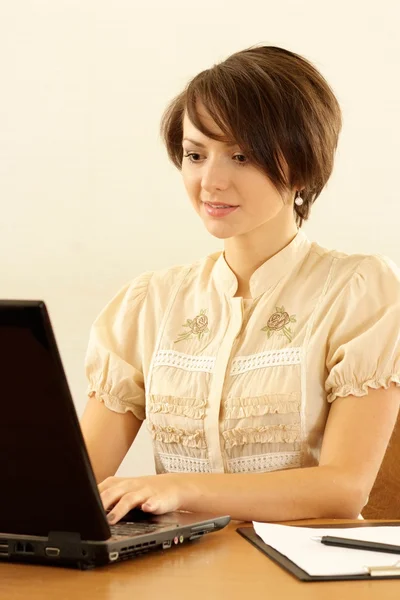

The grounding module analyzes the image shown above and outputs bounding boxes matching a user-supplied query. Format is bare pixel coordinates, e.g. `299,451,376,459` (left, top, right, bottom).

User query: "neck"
223,213,299,298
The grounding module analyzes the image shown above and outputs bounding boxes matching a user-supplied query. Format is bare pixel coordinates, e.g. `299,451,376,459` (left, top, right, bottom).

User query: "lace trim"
157,453,212,473
327,375,400,403
227,452,301,473
223,423,301,449
148,423,207,449
230,348,301,375
152,350,215,373
224,394,300,419
148,395,206,419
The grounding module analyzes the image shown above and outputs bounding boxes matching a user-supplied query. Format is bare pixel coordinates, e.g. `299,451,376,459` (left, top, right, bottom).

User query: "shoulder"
308,239,400,294
120,251,221,304
92,252,221,329
140,251,221,294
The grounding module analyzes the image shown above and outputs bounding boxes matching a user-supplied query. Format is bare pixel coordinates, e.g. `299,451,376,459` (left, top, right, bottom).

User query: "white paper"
252,522,400,577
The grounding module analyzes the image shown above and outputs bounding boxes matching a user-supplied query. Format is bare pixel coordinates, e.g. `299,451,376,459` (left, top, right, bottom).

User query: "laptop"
0,300,230,569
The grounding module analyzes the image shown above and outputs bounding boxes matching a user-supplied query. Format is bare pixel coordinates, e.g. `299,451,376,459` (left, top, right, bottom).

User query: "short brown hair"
160,45,342,227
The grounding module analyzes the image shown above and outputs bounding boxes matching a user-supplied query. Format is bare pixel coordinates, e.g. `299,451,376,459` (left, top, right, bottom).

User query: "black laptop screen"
0,301,110,541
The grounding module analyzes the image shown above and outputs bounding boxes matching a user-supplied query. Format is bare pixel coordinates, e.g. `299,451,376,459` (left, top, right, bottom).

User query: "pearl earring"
294,191,304,207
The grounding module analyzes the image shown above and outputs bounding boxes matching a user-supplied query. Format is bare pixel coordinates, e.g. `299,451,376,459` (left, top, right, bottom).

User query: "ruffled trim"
327,374,400,403
148,423,207,449
148,395,206,419
87,387,145,420
223,424,301,449
224,394,300,419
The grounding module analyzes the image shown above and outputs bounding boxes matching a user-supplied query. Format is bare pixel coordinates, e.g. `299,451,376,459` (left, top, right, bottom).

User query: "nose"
201,158,230,193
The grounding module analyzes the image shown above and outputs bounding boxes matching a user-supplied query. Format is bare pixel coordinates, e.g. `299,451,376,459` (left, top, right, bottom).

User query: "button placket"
204,297,243,472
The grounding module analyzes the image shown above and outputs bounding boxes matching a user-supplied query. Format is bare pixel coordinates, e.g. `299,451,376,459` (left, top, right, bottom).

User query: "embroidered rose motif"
262,305,296,342
174,309,209,343
191,313,208,335
267,311,290,331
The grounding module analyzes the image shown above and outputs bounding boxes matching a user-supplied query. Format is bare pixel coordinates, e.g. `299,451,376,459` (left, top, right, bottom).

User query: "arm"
179,384,400,521
80,395,142,484
100,384,400,523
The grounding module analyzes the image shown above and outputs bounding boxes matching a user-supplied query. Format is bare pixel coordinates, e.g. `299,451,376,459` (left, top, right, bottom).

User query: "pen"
312,536,400,555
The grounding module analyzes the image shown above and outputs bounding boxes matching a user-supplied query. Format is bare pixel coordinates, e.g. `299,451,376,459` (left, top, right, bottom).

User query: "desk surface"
1,520,400,600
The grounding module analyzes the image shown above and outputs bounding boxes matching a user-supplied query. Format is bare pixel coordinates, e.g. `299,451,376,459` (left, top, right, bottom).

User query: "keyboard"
110,521,169,537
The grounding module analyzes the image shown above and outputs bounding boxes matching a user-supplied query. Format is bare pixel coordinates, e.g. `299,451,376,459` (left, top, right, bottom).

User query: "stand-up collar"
212,229,311,298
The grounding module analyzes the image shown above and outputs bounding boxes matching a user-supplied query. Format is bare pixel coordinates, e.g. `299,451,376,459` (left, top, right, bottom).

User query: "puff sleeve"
85,271,153,420
325,255,400,403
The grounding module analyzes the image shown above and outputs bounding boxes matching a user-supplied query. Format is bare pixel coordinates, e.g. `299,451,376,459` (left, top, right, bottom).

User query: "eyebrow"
182,137,237,149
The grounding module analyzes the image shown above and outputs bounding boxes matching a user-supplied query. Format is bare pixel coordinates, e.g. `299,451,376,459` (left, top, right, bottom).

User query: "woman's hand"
98,474,197,524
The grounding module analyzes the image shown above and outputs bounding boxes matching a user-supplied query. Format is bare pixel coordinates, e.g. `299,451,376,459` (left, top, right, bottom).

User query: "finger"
141,494,175,515
107,492,150,524
98,476,121,494
100,481,134,511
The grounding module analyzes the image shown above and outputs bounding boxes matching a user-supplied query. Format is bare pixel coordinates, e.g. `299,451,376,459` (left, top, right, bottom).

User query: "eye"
233,154,248,165
183,152,202,163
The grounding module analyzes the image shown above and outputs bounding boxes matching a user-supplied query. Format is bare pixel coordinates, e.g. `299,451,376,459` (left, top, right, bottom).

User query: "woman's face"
181,106,296,241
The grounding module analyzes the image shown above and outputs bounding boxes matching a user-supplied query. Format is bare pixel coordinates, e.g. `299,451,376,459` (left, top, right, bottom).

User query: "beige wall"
1,0,399,477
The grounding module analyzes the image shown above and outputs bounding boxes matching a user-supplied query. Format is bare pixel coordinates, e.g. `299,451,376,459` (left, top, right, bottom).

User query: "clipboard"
237,525,400,582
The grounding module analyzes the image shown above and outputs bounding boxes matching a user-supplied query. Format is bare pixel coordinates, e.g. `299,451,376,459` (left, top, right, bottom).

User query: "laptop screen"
0,301,110,541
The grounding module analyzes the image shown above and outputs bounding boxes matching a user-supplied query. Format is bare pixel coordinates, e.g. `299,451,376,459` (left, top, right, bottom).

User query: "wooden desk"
1,520,400,600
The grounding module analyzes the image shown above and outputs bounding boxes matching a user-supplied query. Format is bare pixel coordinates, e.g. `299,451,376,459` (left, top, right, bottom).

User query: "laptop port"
45,547,60,557
15,542,34,554
109,551,119,561
162,540,172,549
191,523,215,533
189,532,206,541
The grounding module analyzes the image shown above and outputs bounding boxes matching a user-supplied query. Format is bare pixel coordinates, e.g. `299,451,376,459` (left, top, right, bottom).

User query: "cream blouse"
85,230,400,475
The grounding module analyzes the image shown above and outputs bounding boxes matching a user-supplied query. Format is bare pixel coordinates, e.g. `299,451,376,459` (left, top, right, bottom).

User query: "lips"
202,201,239,218
203,201,237,208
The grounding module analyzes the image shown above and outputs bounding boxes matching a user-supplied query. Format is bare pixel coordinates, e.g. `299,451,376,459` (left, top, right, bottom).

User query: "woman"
81,45,400,524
